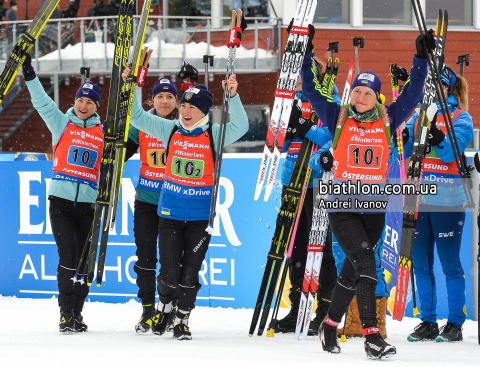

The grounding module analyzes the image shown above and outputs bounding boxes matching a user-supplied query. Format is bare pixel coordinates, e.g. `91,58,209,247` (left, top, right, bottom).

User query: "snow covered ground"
1,296,479,366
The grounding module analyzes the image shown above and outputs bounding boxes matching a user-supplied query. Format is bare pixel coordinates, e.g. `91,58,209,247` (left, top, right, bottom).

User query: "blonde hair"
445,64,469,112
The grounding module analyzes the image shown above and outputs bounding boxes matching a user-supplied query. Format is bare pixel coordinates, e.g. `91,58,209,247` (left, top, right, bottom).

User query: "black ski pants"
49,196,94,313
282,186,337,295
157,217,211,312
133,199,160,306
328,211,385,329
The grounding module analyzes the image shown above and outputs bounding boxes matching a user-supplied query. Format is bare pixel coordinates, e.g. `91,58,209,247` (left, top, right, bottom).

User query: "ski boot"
436,323,463,342
73,311,88,332
151,301,173,336
135,304,156,333
59,310,75,334
275,284,302,333
364,328,396,360
407,321,439,341
320,316,341,354
167,300,178,332
173,309,192,340
308,289,332,336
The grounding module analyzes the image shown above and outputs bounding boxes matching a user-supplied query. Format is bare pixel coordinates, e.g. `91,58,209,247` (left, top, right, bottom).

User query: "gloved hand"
319,151,334,172
391,65,409,82
285,100,302,141
415,29,435,59
22,53,36,81
393,126,409,147
287,19,315,53
177,62,199,81
295,116,314,140
425,103,444,146
239,14,248,32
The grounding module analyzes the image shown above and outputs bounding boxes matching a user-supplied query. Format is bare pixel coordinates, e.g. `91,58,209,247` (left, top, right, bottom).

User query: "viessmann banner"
0,156,475,319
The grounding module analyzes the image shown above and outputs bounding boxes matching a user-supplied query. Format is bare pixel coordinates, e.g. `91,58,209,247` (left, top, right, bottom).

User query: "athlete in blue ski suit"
402,67,473,342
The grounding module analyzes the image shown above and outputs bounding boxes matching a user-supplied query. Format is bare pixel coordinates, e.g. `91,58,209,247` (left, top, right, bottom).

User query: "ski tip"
266,329,275,337
340,335,347,342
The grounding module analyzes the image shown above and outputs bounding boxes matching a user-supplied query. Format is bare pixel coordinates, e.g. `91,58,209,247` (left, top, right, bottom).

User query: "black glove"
295,117,314,140
319,151,334,172
415,29,435,58
392,65,409,82
393,127,409,148
305,25,315,53
239,14,247,32
287,19,315,53
22,53,36,81
177,62,199,81
428,121,444,147
285,100,302,141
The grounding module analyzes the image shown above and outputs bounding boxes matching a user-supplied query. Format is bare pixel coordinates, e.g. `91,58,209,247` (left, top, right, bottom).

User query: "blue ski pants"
413,204,466,327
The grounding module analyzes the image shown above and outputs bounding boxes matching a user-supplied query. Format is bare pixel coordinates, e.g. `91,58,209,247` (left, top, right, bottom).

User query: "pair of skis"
254,58,339,338
207,10,245,234
254,0,317,202
0,0,61,103
291,57,340,340
75,0,153,287
393,0,474,320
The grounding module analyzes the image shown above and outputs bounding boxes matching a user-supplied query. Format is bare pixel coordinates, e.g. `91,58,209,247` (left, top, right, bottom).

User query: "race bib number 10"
67,146,98,169
347,144,383,169
171,156,204,178
147,149,166,168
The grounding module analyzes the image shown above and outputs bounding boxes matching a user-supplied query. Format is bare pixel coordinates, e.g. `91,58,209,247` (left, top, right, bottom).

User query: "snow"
1,296,479,366
38,39,275,61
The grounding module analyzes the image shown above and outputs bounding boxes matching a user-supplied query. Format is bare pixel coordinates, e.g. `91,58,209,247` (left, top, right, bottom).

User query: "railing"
0,15,282,76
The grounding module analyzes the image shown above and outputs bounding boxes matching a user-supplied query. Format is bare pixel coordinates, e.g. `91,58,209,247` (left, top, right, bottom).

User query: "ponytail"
451,74,469,112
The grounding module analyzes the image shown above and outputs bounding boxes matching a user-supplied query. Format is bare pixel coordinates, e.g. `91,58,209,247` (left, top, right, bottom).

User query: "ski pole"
411,266,420,316
340,306,348,342
203,55,214,90
80,67,90,84
266,258,290,337
352,37,364,75
456,54,470,77
412,0,474,207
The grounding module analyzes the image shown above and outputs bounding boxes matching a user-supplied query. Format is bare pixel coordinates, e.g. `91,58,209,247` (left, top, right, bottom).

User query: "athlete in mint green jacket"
23,53,103,334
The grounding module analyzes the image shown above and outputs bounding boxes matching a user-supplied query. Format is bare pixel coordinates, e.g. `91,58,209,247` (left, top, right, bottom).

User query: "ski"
265,60,339,337
207,10,245,234
393,8,447,320
249,123,314,336
0,0,61,104
340,59,355,105
96,0,153,286
254,0,317,202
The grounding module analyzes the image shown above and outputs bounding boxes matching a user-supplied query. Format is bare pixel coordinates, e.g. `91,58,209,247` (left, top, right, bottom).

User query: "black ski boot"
59,310,75,334
173,309,192,340
135,304,156,333
308,290,332,336
320,316,341,353
275,284,302,333
364,329,396,360
73,311,88,332
407,321,439,341
151,301,173,336
436,322,463,342
167,299,178,332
